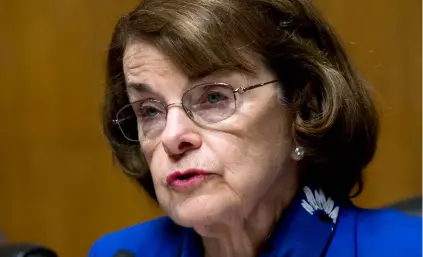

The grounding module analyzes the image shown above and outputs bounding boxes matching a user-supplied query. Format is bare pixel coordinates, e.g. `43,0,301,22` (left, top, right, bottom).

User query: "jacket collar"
180,185,343,257
264,186,341,257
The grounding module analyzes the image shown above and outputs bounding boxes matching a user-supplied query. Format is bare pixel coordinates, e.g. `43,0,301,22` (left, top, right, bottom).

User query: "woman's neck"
199,174,298,257
201,210,278,257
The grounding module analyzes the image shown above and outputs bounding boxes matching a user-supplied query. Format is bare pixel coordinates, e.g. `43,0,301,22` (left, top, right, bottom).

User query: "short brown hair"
103,0,379,201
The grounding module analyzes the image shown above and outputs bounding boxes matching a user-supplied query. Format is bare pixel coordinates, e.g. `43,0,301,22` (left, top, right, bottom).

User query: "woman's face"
123,40,299,227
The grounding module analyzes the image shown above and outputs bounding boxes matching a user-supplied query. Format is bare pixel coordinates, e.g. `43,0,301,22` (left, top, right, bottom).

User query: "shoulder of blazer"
356,208,422,257
88,216,188,257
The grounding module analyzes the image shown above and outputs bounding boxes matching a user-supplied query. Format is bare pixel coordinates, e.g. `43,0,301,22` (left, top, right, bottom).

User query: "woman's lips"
166,169,212,189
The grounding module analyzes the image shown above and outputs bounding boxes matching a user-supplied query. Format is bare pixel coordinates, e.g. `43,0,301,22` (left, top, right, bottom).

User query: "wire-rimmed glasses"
113,80,279,142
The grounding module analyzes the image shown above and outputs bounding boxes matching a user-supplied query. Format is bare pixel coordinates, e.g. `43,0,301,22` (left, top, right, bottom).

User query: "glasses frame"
113,79,279,142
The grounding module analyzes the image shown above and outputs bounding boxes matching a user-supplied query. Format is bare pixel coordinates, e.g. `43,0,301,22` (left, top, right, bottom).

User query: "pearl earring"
294,146,305,159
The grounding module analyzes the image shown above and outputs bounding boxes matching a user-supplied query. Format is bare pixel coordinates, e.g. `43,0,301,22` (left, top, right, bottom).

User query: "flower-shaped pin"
301,186,339,225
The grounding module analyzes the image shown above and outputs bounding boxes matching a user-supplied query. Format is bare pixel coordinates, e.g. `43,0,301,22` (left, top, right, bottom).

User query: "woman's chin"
168,194,237,228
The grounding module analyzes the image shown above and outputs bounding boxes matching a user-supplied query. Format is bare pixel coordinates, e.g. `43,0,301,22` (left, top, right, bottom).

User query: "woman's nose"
160,108,202,157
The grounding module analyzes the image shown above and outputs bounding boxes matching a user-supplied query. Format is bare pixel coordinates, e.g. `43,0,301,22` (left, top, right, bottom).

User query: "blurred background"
0,0,421,256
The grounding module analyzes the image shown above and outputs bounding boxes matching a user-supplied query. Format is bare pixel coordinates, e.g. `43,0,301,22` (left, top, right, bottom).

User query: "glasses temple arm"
112,116,132,124
234,80,279,94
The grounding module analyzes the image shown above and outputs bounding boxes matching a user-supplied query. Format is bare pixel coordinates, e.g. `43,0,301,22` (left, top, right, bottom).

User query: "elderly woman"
89,0,421,256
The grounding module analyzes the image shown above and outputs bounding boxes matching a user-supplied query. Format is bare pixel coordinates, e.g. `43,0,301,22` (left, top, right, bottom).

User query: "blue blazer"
89,186,422,257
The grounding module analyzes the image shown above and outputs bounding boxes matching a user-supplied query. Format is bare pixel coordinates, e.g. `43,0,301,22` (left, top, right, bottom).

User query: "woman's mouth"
166,169,212,189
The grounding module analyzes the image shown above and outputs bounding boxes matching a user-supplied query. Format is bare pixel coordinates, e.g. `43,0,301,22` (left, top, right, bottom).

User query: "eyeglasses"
113,80,279,142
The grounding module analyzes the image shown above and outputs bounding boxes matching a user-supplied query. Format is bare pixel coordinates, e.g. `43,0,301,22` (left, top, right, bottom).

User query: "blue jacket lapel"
263,186,341,257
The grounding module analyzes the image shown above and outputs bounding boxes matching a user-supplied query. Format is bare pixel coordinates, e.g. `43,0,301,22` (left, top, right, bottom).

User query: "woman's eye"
147,107,158,116
140,107,160,118
207,92,226,104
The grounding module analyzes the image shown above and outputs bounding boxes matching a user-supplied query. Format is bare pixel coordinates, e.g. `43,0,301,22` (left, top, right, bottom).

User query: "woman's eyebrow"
126,82,153,93
193,70,240,84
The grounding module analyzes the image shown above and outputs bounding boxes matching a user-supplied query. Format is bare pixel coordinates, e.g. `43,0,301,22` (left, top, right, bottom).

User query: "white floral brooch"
301,186,339,226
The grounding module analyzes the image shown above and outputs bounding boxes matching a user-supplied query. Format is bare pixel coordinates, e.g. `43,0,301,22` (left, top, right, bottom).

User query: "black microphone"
113,250,135,257
0,243,57,257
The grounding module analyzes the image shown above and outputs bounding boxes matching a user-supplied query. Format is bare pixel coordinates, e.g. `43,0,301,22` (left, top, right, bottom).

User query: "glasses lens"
116,104,139,142
116,100,167,141
183,83,236,123
136,100,166,139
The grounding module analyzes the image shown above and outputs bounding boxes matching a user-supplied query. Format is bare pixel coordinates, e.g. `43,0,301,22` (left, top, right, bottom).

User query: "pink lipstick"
166,169,211,189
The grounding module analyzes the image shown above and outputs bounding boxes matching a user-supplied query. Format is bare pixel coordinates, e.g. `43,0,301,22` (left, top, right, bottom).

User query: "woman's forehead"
122,40,270,94
123,40,176,81
125,39,266,75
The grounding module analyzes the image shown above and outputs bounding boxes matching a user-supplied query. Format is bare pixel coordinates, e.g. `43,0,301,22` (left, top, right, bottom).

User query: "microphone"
113,250,135,257
0,243,57,257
